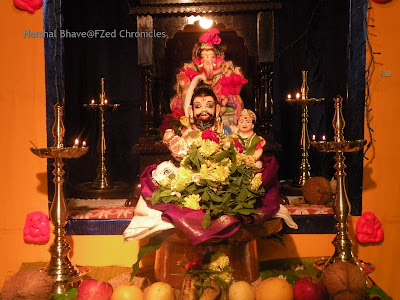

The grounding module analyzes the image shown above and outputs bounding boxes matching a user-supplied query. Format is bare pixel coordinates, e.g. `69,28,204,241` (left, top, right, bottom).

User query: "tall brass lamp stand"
286,70,324,186
311,96,370,272
31,103,89,294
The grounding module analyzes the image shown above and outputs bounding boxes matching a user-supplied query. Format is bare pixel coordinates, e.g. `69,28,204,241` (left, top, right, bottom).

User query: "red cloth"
140,156,280,245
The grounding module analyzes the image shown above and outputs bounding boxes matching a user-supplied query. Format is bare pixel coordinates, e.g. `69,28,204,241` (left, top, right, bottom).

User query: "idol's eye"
207,104,214,109
194,104,201,109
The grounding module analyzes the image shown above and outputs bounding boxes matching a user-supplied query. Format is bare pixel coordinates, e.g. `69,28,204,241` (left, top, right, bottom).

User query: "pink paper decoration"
23,211,50,244
356,211,384,244
13,0,42,14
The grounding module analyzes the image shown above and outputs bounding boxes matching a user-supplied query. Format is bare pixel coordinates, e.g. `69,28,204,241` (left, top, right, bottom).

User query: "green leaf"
196,150,205,164
65,288,77,299
235,208,260,215
151,189,161,205
202,191,210,201
242,201,255,208
209,192,222,203
367,286,393,300
237,189,248,202
209,150,230,162
203,280,211,287
265,234,286,246
202,211,211,228
190,156,200,170
197,285,203,298
160,190,173,197
205,179,219,188
131,242,162,280
231,162,237,173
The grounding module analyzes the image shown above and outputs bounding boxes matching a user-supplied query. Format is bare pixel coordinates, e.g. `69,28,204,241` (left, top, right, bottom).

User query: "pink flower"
160,117,172,132
171,108,185,119
179,68,200,81
194,57,202,67
233,140,243,153
219,73,248,96
185,253,204,270
202,129,220,143
215,56,224,67
160,109,185,132
199,28,221,46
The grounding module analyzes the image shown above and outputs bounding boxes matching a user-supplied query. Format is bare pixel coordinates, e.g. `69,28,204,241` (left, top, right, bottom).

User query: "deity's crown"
238,109,256,123
192,28,222,60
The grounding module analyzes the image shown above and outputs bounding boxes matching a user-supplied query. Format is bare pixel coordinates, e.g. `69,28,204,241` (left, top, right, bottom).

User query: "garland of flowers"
149,129,264,228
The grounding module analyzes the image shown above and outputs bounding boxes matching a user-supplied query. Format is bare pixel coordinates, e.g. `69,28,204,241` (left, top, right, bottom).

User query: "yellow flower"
200,160,230,183
209,252,230,271
251,173,263,190
191,136,203,148
198,139,220,157
213,271,233,284
157,177,172,187
236,153,255,167
183,194,201,210
171,167,194,190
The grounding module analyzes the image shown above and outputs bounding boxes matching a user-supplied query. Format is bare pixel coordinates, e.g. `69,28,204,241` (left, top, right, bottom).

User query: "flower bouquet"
149,129,265,228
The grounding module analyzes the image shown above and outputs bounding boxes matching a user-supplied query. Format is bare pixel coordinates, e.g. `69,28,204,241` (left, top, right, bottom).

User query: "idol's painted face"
200,49,216,63
238,116,254,134
190,94,219,130
192,95,216,121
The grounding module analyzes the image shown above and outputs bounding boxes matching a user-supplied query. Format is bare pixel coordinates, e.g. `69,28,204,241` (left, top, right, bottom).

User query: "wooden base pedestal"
154,219,282,288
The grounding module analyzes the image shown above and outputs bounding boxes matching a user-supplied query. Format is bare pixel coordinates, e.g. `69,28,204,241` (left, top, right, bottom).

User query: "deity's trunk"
203,59,214,81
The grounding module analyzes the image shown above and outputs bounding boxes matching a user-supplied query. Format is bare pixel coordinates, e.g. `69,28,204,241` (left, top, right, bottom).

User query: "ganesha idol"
170,28,247,125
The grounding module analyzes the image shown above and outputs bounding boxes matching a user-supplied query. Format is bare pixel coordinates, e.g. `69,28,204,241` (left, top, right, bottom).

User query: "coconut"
0,269,54,300
321,261,368,300
302,177,332,205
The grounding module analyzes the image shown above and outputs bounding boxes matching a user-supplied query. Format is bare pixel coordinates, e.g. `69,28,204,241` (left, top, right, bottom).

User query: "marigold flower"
236,153,255,167
200,161,230,183
213,271,233,284
198,139,220,157
171,167,194,190
157,177,172,187
209,252,230,271
183,194,202,210
251,172,263,190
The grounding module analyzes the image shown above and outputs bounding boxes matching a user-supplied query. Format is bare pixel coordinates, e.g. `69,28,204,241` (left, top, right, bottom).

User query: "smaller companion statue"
230,109,266,169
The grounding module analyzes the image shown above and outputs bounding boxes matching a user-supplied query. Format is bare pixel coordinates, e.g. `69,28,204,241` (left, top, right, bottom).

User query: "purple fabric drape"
140,156,280,245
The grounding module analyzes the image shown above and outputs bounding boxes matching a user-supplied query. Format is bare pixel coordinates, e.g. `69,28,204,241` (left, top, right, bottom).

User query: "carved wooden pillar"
257,10,275,142
137,15,156,143
139,66,155,141
258,63,274,141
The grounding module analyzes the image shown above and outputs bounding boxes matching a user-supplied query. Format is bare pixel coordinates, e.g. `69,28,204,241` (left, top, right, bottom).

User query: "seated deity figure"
170,28,247,124
124,84,284,245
